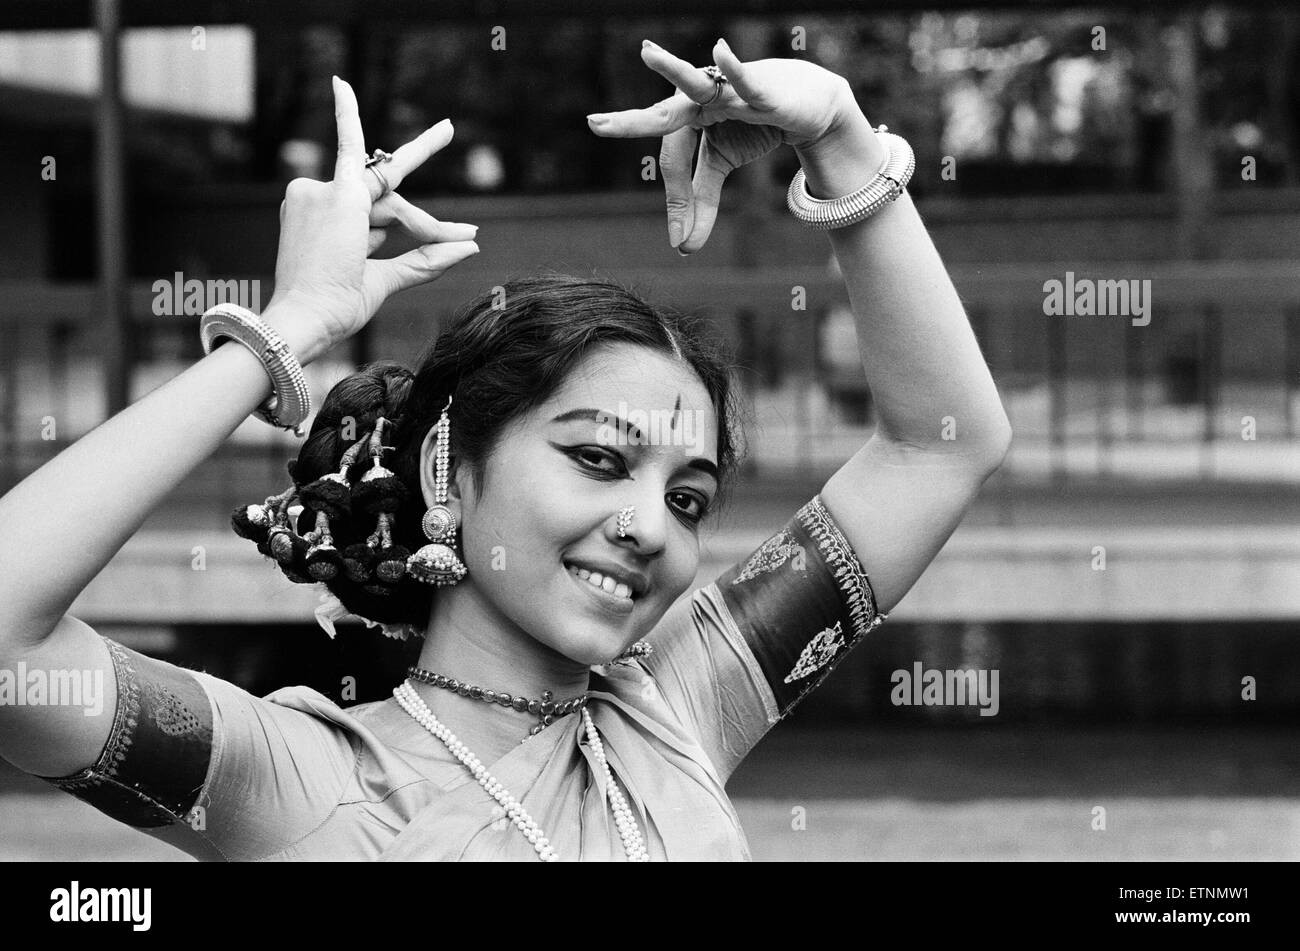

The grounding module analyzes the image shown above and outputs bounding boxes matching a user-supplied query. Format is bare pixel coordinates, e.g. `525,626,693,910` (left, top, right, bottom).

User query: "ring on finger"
367,164,393,197
700,65,729,105
365,147,395,197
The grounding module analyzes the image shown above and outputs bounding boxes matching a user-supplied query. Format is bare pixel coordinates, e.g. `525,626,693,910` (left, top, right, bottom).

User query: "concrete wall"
66,523,1300,625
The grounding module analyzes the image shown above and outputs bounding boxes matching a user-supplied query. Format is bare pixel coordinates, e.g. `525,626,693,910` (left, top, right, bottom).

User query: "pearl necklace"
394,680,649,862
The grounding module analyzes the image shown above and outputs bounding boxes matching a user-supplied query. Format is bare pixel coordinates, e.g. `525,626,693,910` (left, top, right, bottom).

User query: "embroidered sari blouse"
40,495,886,861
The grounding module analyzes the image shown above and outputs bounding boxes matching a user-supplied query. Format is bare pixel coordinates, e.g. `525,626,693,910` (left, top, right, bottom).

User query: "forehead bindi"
563,349,713,419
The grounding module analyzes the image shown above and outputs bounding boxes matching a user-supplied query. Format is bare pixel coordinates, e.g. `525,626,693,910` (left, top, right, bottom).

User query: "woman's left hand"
587,38,877,254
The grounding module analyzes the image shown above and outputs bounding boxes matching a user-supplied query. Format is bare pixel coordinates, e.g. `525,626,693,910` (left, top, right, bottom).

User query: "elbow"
973,414,1013,475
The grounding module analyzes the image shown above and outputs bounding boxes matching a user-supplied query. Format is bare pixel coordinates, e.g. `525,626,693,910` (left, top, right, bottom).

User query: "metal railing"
2,261,1298,509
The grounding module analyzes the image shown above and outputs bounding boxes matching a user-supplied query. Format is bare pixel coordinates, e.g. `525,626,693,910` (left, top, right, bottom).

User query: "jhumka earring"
406,397,468,587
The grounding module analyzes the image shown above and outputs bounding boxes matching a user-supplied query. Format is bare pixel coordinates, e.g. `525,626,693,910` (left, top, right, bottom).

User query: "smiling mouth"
564,563,637,603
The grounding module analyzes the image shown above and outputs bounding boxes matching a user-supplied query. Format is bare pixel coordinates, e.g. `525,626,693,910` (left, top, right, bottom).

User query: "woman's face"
443,343,721,667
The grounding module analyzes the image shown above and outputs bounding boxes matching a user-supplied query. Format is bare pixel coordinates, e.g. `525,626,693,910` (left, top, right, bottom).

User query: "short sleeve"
642,494,887,782
38,637,356,861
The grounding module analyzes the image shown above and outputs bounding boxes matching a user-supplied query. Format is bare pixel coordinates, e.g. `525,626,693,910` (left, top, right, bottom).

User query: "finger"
712,38,774,110
331,77,367,183
640,40,723,105
367,240,480,298
678,138,732,255
659,127,696,250
370,192,478,243
368,228,387,256
587,93,698,138
364,119,454,202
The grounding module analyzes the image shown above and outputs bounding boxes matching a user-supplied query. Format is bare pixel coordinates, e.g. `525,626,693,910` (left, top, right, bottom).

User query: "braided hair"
231,270,746,635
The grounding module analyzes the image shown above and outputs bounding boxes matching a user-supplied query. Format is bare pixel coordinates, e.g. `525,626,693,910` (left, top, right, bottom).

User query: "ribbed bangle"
787,125,915,230
199,303,312,437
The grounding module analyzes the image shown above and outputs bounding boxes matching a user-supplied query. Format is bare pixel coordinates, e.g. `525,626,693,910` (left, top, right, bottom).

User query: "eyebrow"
551,407,719,483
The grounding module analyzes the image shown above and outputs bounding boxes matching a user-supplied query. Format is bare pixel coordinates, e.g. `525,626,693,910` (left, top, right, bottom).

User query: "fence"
2,260,1299,506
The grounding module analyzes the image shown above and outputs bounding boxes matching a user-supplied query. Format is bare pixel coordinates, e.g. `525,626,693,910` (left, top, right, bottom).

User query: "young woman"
0,39,1010,860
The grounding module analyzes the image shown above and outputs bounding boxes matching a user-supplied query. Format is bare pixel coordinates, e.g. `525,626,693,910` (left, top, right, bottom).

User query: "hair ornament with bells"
230,416,410,592
346,417,415,593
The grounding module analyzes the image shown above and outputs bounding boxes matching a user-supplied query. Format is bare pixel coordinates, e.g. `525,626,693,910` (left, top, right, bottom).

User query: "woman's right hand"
265,76,479,361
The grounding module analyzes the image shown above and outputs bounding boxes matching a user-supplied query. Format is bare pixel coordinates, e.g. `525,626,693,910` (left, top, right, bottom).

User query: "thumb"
712,38,772,110
364,240,480,302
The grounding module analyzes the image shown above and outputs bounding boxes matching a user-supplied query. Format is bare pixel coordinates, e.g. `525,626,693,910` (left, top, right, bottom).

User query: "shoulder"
231,680,427,759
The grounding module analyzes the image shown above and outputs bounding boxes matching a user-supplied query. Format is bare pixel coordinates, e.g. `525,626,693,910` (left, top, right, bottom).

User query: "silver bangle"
199,303,312,437
786,126,915,230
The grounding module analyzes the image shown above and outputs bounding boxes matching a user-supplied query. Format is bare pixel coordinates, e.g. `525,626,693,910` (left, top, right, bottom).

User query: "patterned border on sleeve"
39,638,215,829
714,495,888,718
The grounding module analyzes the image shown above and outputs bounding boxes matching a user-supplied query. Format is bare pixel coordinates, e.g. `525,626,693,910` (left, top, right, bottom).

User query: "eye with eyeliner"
554,442,713,525
668,490,710,525
558,443,626,478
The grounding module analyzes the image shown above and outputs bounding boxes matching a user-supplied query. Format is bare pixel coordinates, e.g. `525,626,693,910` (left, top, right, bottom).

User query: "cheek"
660,535,701,602
457,456,579,579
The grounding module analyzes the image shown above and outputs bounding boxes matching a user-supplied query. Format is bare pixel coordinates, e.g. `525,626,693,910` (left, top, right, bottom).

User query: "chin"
546,623,634,668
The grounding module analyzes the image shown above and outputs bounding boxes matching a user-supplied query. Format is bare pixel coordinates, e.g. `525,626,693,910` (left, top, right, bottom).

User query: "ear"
417,421,465,520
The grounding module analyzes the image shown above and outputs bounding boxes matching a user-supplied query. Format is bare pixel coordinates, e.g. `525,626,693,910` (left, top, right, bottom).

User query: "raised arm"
794,102,1010,613
0,78,478,777
589,39,1010,614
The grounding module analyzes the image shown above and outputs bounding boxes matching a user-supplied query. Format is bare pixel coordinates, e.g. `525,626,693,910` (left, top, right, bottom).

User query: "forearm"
0,305,325,641
796,110,1010,457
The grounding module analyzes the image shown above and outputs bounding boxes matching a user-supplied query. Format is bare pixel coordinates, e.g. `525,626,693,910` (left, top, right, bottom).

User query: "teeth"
568,564,634,600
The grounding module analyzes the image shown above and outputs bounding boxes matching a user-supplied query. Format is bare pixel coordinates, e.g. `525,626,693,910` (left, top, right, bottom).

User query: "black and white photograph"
0,0,1294,894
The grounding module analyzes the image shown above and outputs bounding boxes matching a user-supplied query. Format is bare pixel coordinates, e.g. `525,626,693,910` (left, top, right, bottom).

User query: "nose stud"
616,506,635,539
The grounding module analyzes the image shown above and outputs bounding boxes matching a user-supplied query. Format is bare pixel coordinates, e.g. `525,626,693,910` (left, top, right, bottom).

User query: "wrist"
794,105,888,200
262,298,332,366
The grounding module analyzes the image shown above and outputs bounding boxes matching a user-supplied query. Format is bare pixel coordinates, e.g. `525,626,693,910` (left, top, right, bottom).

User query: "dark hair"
262,270,745,629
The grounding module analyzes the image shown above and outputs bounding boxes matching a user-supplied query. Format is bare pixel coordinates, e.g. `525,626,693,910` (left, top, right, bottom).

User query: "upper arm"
1,620,354,861
821,434,1007,614
0,614,118,777
643,494,887,781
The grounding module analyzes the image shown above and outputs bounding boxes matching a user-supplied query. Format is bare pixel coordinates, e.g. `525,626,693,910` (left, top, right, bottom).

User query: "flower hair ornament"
314,588,422,641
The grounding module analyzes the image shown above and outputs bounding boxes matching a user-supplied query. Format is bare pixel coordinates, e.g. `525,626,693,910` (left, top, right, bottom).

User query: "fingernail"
668,221,682,248
676,247,690,258
643,39,659,50
587,114,609,126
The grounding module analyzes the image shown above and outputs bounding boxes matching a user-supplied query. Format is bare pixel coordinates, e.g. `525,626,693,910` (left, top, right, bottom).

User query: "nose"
607,493,669,555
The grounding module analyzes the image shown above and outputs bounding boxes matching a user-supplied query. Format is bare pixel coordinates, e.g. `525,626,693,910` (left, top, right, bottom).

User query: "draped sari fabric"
39,495,886,861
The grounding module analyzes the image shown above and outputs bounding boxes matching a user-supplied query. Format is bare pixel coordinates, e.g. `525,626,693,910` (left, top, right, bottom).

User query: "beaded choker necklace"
406,665,589,738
